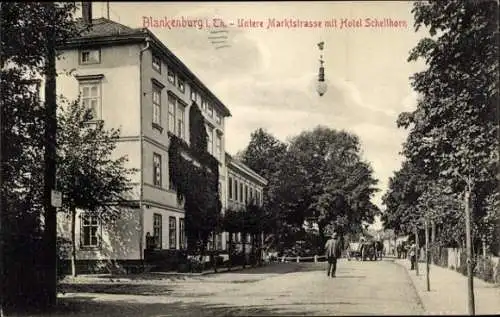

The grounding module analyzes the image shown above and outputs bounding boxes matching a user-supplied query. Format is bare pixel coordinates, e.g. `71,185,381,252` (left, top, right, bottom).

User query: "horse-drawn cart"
347,242,362,261
347,241,377,261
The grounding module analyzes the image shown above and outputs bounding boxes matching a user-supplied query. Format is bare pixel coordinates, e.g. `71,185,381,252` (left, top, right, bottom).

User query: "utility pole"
425,217,430,291
42,1,58,309
464,184,475,315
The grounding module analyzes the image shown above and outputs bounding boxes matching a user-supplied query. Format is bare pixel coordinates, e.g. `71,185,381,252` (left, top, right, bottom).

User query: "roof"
75,18,143,38
66,18,231,117
226,152,268,186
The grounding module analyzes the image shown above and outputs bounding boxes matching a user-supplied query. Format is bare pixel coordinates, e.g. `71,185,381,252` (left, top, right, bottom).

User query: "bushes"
474,257,495,283
57,236,72,281
430,245,448,267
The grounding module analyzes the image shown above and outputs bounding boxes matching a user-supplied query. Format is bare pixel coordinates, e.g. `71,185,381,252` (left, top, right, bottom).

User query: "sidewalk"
395,259,500,315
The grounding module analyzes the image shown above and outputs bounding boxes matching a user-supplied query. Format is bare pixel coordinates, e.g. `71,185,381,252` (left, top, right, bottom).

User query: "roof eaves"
144,29,232,118
58,33,147,50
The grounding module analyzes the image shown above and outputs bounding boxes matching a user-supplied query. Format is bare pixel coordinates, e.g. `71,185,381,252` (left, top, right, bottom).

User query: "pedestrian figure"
409,242,417,270
401,241,408,259
325,232,342,278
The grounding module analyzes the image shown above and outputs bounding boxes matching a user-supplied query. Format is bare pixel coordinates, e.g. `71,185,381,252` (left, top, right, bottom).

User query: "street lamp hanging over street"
316,41,327,97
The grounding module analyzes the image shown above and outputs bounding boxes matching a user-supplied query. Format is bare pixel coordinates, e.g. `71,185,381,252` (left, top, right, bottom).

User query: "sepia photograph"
0,1,498,316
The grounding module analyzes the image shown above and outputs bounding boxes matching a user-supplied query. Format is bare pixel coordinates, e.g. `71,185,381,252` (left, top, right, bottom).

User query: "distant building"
224,153,268,252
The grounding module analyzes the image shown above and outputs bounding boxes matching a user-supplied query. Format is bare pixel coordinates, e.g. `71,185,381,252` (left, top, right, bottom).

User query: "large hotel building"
56,10,266,271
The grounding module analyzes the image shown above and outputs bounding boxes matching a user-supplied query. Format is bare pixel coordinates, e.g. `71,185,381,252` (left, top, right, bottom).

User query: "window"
216,233,223,250
169,216,177,249
234,180,238,202
153,153,162,187
152,85,161,128
81,213,100,248
152,55,161,73
167,68,175,84
215,111,222,124
240,183,244,202
215,133,222,160
177,77,185,93
80,49,100,64
80,82,101,120
250,188,254,201
191,88,197,102
196,92,201,105
256,191,261,205
206,126,213,154
201,99,207,112
207,102,213,117
168,95,176,134
177,103,185,139
245,185,248,203
228,177,233,200
179,218,186,249
153,214,162,249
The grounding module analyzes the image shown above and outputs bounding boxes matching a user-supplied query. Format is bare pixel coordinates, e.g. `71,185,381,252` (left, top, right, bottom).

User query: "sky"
86,1,427,229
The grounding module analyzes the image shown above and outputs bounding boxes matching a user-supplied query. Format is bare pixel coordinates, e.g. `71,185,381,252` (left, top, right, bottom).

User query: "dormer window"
207,102,213,117
80,49,101,64
178,77,185,93
215,111,222,124
167,68,175,84
152,55,161,73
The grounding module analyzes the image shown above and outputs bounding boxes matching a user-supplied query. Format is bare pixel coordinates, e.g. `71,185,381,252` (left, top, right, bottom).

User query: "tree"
401,0,498,239
241,126,380,253
288,126,380,245
56,98,136,277
240,128,290,249
221,208,241,269
1,2,81,313
169,102,221,262
381,161,426,235
400,1,498,313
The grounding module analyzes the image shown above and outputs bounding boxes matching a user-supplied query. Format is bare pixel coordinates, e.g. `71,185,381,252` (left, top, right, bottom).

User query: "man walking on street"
325,232,342,278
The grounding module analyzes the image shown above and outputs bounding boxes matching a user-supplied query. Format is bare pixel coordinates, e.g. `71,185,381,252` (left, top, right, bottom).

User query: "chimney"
82,2,92,26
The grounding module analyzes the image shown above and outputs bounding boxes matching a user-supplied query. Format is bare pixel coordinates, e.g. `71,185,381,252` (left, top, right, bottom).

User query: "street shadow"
20,296,329,317
204,263,307,275
90,273,190,281
59,283,175,296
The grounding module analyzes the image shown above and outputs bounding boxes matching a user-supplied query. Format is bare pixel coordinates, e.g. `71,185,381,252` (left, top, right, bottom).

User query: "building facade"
223,153,268,252
56,17,232,269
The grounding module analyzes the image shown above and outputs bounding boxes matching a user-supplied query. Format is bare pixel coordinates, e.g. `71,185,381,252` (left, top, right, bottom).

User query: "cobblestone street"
52,259,423,316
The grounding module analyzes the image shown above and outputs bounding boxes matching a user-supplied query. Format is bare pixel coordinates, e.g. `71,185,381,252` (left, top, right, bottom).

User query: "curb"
393,259,427,314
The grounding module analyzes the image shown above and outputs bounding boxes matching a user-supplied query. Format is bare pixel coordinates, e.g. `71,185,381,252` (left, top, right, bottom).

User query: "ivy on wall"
168,102,222,255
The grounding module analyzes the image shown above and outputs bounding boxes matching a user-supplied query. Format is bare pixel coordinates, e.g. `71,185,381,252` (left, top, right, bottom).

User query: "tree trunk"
425,218,430,291
318,223,325,253
212,232,217,273
242,233,246,269
415,228,419,276
431,221,436,243
464,186,475,315
70,207,77,277
228,233,233,271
